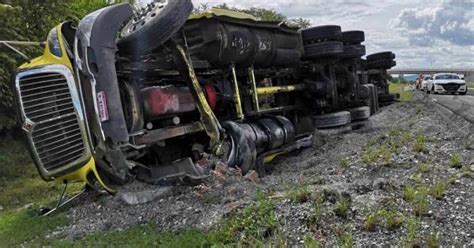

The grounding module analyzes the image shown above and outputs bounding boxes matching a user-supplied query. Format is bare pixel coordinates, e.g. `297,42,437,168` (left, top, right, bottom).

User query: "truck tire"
304,41,344,58
302,25,342,43
366,51,395,61
222,121,256,175
313,111,351,129
342,31,365,44
366,59,396,70
341,44,366,58
349,106,371,121
378,94,396,102
118,0,193,55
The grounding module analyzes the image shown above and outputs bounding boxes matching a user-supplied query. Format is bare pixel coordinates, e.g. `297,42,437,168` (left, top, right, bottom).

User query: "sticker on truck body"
97,91,109,122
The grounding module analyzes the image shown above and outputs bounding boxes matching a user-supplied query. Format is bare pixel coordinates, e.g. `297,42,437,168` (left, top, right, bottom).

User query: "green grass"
413,187,429,216
0,211,68,247
304,233,323,248
403,185,416,202
449,153,462,168
413,134,427,153
403,217,420,247
57,225,210,248
334,196,351,218
363,213,378,231
0,136,81,246
429,181,446,200
467,82,474,89
287,184,311,203
56,193,281,247
416,163,431,174
337,156,350,169
306,192,324,227
403,185,430,216
426,231,440,248
0,137,77,211
335,225,353,248
361,144,392,166
389,83,413,102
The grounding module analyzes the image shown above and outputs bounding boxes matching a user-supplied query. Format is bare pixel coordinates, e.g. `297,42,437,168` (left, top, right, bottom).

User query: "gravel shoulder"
59,92,474,246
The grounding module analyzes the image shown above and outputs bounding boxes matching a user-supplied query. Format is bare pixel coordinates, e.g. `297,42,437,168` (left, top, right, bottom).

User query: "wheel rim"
120,0,169,38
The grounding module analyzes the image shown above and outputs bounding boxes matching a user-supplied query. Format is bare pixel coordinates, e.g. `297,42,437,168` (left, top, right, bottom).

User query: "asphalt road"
427,92,474,123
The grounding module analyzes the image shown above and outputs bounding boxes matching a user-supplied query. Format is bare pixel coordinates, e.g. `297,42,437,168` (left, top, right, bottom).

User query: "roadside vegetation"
389,82,413,102
0,136,71,246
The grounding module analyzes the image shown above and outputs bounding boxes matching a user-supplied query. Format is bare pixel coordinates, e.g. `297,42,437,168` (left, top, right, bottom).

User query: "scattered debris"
244,170,259,183
119,185,173,205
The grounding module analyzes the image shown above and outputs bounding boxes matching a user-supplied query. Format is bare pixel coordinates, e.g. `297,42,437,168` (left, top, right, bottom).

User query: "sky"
186,0,474,69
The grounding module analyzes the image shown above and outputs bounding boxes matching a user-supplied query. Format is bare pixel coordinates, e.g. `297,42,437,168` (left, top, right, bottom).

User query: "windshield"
435,74,460,80
424,77,431,80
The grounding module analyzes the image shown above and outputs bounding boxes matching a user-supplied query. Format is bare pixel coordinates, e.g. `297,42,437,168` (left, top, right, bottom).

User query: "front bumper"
433,84,467,94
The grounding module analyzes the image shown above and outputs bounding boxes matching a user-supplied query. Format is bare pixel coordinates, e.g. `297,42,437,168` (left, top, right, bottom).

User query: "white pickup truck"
427,73,467,95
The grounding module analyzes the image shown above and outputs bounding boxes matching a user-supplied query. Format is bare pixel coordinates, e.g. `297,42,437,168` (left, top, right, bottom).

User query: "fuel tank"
184,13,303,68
142,84,217,119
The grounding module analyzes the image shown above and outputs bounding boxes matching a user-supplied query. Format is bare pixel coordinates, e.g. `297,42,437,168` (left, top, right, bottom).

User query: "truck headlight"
47,28,62,57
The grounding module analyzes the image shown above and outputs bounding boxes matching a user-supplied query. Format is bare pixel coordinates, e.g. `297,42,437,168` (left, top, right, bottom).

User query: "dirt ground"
59,92,473,246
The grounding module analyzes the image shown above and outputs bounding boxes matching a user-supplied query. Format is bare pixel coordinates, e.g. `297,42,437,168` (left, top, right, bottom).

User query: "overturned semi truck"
13,1,397,195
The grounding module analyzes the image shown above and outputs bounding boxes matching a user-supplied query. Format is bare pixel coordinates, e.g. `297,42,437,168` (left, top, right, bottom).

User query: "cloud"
391,1,474,47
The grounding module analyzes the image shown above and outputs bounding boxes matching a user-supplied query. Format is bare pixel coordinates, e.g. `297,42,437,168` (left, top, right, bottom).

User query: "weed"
288,185,311,203
449,153,462,168
411,173,423,183
426,231,440,248
403,185,416,202
416,163,431,174
363,213,378,231
429,182,446,200
362,145,392,166
307,193,324,227
303,234,322,248
210,193,279,245
404,185,430,216
401,131,411,144
334,197,351,218
388,128,401,137
413,134,427,153
337,156,350,169
403,217,420,246
448,175,458,185
336,226,353,248
413,187,429,216
379,209,404,230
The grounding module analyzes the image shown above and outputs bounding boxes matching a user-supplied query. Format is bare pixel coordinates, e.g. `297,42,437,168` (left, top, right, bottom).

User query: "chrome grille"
16,65,90,175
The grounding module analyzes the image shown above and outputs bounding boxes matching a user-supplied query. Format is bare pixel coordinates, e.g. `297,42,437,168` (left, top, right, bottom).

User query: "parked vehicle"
427,73,467,95
12,2,396,198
